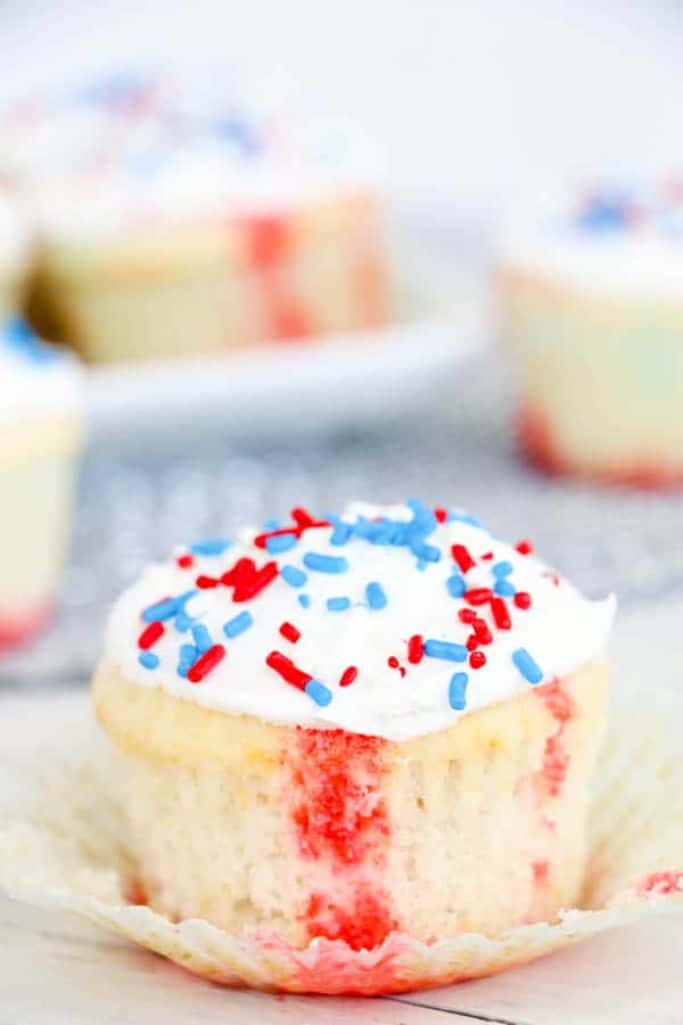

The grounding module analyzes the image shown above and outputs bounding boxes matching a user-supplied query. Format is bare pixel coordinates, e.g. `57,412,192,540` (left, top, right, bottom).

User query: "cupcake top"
0,318,82,423
500,180,683,297
104,500,615,741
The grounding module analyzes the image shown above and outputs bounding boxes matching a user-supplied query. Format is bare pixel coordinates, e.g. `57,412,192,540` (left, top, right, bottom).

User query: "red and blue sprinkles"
133,503,546,711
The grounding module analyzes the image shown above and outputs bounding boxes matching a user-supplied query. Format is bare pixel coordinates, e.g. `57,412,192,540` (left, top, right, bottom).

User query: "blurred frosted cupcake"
0,318,83,650
0,187,32,325
94,500,614,979
499,182,683,487
8,77,389,363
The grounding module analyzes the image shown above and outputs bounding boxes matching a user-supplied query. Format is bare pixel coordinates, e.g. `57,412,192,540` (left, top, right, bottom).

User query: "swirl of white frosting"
103,501,615,741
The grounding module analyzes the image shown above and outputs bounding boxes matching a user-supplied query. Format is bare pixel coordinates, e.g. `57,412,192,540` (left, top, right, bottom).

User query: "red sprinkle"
138,621,164,649
222,558,279,602
516,539,534,555
480,551,494,560
279,621,301,644
472,618,493,645
434,506,448,523
458,608,478,624
187,644,225,683
491,596,512,629
387,656,406,677
466,633,479,652
464,587,493,606
515,591,532,609
196,574,220,589
266,650,311,691
253,507,330,549
339,665,358,687
451,544,475,573
407,634,424,664
469,650,487,669
176,553,194,569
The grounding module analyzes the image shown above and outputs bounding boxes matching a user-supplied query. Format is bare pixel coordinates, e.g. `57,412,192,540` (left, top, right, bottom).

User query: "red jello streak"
138,621,164,649
637,871,683,897
187,644,225,683
451,543,475,573
266,650,311,691
407,634,424,664
339,665,358,687
279,621,301,644
537,680,574,797
464,587,493,606
490,596,512,629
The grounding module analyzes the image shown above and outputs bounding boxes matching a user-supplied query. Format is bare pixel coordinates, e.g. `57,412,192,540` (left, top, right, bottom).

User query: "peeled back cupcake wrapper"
0,680,681,996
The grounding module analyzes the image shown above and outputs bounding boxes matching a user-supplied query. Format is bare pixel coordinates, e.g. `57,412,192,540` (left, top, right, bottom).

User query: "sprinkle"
191,623,213,654
464,587,493,606
138,621,164,649
305,679,333,706
225,559,278,601
514,591,532,610
466,633,479,651
469,650,486,669
446,573,466,598
480,551,494,561
516,540,534,555
451,544,475,573
434,506,448,523
178,643,198,678
329,518,352,546
223,610,254,639
387,655,406,677
254,508,330,549
262,519,280,531
298,594,311,609
266,650,311,690
327,596,351,612
492,560,513,577
265,533,298,554
279,621,301,643
512,648,543,684
494,579,516,597
188,644,226,683
190,538,231,556
174,611,193,633
303,552,349,574
407,634,424,664
366,581,387,610
448,672,469,710
472,618,493,645
458,608,478,624
138,651,159,670
142,590,196,623
176,553,194,569
416,559,428,572
423,639,468,662
196,574,220,589
490,596,512,629
280,565,307,588
410,541,441,563
339,665,358,687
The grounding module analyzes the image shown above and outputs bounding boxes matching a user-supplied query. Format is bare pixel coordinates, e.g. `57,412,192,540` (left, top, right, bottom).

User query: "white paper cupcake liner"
0,684,681,995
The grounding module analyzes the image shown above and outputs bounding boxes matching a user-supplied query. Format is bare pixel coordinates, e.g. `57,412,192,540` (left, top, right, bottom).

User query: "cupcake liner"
0,683,681,996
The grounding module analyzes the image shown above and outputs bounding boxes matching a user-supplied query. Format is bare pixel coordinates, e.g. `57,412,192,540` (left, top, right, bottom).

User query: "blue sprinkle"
424,639,468,663
177,643,198,678
191,623,212,654
298,594,311,609
512,648,543,684
329,517,352,546
142,589,197,623
449,672,469,710
327,596,351,612
492,561,513,577
262,519,280,530
189,538,231,556
223,610,254,638
174,611,193,633
366,581,388,610
305,679,333,706
138,651,159,670
280,565,307,588
447,574,466,598
265,533,298,554
303,553,349,574
416,559,428,571
494,579,516,597
410,541,441,563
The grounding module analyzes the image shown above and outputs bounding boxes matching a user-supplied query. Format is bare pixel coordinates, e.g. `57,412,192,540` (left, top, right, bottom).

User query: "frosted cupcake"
93,500,614,968
8,78,389,363
499,183,683,487
0,318,83,649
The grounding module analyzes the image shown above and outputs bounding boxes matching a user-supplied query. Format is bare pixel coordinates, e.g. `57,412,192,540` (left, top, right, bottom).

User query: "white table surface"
1,600,682,1024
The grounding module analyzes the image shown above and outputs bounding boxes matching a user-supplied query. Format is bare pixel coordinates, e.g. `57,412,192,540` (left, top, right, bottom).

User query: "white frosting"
0,321,83,422
104,501,615,741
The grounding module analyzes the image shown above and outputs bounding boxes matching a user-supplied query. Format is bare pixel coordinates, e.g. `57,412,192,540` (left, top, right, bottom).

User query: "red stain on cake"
0,603,53,651
532,859,550,885
536,680,574,798
243,213,313,342
286,727,395,950
637,871,683,897
518,408,566,477
123,878,148,906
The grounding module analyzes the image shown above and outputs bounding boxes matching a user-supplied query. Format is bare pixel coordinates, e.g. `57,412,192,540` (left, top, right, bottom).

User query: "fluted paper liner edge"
0,685,681,995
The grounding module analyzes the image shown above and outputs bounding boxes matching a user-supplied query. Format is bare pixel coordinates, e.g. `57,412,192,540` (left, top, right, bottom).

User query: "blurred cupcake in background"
3,74,390,364
498,181,683,488
0,318,83,650
0,187,33,327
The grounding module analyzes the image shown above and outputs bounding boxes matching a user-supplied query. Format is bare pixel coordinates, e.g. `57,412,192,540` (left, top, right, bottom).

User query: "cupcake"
0,318,83,650
7,77,389,364
498,182,683,487
93,500,614,966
